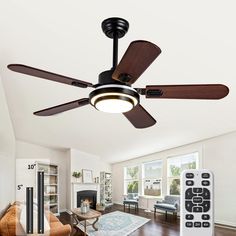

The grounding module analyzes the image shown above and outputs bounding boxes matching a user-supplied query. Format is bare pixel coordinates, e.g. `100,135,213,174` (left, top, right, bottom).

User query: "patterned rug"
76,211,150,236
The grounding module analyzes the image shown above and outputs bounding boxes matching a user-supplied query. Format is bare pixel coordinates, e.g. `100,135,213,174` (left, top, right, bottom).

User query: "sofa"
154,195,180,220
0,202,71,236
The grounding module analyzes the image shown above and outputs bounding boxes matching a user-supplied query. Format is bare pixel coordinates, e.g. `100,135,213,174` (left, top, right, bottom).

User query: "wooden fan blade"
144,84,229,99
112,40,161,84
8,64,93,88
123,104,156,128
34,98,89,116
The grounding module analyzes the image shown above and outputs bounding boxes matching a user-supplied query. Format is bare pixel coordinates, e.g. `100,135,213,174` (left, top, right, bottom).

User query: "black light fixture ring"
89,85,140,107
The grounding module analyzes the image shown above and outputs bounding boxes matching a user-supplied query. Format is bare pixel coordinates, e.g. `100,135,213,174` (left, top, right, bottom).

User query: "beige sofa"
0,202,71,236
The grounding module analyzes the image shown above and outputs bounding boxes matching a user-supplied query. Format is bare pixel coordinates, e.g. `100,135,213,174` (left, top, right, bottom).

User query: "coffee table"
71,208,101,235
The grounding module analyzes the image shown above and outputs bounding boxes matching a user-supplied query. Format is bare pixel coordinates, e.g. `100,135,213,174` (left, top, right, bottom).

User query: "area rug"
76,211,150,236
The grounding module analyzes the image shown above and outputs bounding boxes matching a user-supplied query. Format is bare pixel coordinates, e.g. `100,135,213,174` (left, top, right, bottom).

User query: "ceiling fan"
8,17,229,129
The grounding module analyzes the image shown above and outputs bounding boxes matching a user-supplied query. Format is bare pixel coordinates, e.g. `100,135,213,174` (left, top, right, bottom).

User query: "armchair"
123,193,139,213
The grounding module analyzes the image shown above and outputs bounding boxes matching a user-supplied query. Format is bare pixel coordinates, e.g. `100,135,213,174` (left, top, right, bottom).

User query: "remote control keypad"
185,188,210,212
184,173,211,229
185,188,196,199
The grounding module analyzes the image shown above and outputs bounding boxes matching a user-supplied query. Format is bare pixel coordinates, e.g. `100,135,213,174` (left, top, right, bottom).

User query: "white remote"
180,169,214,236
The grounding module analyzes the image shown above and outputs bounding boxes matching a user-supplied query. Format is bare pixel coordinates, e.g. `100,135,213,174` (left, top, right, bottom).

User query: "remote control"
180,169,214,236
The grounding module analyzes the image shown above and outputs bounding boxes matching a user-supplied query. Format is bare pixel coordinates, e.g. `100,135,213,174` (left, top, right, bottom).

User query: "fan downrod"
102,17,129,69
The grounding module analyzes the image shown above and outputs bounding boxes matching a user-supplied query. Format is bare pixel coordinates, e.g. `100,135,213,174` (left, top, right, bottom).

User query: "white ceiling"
1,0,236,163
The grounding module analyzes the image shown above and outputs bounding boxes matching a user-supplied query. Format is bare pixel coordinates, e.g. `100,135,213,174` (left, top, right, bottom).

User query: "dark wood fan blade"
8,64,93,88
143,84,229,99
123,104,156,128
112,40,161,84
34,98,89,116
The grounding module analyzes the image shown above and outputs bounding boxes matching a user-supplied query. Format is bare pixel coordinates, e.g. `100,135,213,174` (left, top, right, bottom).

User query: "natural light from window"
123,152,199,197
124,166,139,194
167,152,199,195
142,160,162,197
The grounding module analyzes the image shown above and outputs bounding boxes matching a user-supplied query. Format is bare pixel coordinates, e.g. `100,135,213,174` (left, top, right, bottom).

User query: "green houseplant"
72,171,81,182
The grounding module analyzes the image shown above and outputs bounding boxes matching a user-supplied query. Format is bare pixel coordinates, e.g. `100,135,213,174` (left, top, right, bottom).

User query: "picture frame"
82,169,93,183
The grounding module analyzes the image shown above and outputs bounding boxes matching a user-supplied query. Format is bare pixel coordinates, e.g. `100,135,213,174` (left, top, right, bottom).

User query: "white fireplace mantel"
71,182,100,209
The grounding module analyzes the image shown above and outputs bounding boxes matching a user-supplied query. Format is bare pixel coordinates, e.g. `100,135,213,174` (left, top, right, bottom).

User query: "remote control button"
185,214,194,220
186,222,193,228
185,201,196,212
199,188,210,199
203,222,210,227
202,173,210,179
185,188,196,199
193,206,203,212
193,188,202,194
202,214,210,220
186,173,194,178
202,180,210,186
193,197,203,203
200,201,210,212
194,222,201,227
186,180,194,186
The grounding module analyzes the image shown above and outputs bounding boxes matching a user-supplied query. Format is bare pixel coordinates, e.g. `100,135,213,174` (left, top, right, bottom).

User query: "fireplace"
77,190,97,209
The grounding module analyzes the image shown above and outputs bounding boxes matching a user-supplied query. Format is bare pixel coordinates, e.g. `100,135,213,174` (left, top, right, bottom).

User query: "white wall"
70,149,111,181
0,77,15,211
15,140,69,212
67,149,111,209
202,132,236,227
112,131,236,227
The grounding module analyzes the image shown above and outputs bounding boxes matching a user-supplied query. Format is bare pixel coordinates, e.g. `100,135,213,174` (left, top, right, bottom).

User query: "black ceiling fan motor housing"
98,69,127,86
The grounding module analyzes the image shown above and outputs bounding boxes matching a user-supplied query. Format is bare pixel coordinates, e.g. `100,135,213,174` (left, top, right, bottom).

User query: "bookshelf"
100,172,112,207
36,162,60,216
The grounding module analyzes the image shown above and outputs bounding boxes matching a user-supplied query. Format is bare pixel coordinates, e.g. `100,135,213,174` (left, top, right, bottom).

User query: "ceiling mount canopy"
7,17,229,129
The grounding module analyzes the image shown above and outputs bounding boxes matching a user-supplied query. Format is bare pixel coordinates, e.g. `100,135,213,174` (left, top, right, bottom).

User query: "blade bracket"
118,73,132,83
71,81,88,88
146,89,163,97
78,98,91,106
135,88,146,95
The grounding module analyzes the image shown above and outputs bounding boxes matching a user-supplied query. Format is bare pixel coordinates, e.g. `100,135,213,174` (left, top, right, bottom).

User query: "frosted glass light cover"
95,98,133,113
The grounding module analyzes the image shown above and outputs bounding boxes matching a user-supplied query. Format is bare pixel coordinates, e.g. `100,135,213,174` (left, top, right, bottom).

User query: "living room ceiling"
1,0,236,163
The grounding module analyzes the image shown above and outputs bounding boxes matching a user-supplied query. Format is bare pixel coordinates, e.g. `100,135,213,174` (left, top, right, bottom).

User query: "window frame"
142,160,163,197
167,152,199,196
123,165,139,195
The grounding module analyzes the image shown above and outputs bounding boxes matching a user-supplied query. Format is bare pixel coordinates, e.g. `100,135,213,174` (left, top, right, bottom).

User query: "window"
142,160,162,197
167,152,199,195
124,166,139,194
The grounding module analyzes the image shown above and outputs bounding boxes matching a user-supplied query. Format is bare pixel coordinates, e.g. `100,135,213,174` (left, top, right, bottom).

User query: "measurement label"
17,184,23,190
28,164,36,170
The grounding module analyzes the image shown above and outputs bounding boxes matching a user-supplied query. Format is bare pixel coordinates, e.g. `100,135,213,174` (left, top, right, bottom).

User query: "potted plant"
96,202,106,212
72,171,81,182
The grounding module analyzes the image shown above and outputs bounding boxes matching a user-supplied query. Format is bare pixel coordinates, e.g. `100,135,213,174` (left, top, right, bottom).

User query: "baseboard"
113,201,123,205
215,221,236,229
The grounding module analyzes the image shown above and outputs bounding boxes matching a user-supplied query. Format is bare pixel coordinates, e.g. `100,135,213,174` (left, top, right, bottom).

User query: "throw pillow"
20,203,50,234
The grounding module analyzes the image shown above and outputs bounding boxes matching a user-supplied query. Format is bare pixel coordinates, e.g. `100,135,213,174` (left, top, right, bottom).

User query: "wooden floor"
58,204,236,236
